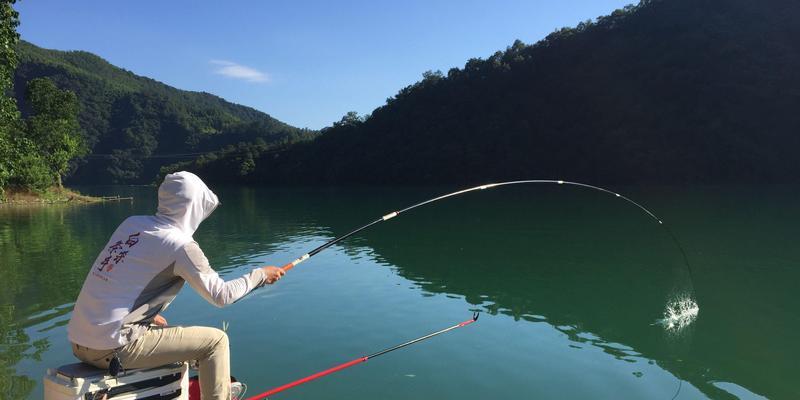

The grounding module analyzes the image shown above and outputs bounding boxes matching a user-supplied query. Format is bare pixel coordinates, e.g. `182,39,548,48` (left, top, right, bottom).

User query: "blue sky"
16,0,633,129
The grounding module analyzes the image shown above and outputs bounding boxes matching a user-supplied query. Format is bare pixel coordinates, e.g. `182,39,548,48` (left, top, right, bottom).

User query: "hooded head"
156,171,219,236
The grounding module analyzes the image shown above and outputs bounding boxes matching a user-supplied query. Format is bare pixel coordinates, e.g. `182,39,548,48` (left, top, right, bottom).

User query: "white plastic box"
43,362,188,400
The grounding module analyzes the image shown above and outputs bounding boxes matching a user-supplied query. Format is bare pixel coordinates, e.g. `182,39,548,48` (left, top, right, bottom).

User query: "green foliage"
0,2,66,195
23,78,85,187
158,137,300,183
0,0,20,196
186,0,800,185
0,0,19,117
333,111,364,128
0,77,86,194
0,1,89,196
0,130,14,196
238,153,255,176
4,135,53,191
0,205,102,398
14,41,317,184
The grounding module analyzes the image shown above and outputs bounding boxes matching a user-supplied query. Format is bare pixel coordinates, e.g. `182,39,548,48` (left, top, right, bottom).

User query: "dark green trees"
181,0,800,185
23,78,85,188
0,1,85,194
0,0,21,195
0,78,84,193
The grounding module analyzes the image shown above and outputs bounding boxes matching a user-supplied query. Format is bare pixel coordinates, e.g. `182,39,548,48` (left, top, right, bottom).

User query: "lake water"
1,185,797,399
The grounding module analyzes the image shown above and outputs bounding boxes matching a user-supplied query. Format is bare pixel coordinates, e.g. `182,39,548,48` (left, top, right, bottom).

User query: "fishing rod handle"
281,253,310,272
245,357,368,400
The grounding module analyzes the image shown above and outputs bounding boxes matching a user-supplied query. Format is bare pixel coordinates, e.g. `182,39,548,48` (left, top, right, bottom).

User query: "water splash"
657,295,699,331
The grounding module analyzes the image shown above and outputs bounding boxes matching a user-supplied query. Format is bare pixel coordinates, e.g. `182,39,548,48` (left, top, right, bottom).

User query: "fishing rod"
236,181,694,396
244,312,480,400
242,179,694,290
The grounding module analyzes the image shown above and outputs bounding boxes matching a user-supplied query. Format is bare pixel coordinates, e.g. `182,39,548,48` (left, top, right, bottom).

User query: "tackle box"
43,362,188,400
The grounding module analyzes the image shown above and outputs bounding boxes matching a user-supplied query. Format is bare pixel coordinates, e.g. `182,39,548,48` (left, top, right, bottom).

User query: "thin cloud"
210,59,269,83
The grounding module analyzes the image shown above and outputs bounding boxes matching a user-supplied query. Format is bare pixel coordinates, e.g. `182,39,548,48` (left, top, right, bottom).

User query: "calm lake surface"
1,185,797,399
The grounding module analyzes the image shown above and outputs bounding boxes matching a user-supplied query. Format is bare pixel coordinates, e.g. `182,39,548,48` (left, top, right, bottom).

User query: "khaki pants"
72,326,231,400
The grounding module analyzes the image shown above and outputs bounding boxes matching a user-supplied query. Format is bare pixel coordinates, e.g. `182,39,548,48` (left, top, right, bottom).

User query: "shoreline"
0,187,118,206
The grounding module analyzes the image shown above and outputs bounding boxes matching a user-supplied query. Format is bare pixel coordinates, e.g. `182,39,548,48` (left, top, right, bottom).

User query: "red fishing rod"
244,312,479,400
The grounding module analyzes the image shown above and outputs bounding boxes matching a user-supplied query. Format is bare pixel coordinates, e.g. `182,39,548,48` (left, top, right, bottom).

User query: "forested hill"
180,0,800,185
14,41,315,184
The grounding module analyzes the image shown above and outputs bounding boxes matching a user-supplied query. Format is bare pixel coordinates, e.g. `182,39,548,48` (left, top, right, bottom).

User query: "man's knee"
204,327,228,354
214,328,228,348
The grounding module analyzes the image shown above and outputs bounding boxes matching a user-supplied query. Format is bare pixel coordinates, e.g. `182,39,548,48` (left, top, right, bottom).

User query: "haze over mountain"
176,0,800,185
14,41,315,184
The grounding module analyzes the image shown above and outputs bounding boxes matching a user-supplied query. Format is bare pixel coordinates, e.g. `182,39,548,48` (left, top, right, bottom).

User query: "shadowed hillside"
181,0,800,185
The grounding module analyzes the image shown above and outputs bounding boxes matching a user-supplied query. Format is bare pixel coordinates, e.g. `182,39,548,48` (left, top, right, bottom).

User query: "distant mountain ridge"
14,40,315,183
178,0,800,185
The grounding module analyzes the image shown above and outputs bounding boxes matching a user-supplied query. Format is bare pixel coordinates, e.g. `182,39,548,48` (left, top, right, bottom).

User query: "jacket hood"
156,171,219,236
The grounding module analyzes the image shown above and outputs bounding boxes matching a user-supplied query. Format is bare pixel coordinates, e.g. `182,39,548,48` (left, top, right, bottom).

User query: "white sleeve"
174,241,266,308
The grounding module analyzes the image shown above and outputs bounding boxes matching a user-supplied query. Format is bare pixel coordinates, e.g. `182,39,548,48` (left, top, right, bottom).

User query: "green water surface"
1,185,797,399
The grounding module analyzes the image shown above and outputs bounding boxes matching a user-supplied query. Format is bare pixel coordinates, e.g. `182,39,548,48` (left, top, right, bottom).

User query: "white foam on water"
657,295,699,331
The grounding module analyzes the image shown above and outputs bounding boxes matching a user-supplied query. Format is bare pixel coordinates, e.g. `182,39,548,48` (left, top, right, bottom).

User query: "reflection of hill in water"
321,189,713,394
301,186,787,399
3,186,796,399
0,186,320,399
0,204,111,399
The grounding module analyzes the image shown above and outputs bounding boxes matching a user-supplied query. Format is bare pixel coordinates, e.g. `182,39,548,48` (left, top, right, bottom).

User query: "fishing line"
241,179,696,298
236,180,699,396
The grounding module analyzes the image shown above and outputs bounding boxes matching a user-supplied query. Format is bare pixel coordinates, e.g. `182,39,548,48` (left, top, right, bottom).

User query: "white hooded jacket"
67,171,265,350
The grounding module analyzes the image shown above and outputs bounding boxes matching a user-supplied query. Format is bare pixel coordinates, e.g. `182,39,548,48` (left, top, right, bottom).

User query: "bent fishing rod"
241,179,694,296
244,312,480,400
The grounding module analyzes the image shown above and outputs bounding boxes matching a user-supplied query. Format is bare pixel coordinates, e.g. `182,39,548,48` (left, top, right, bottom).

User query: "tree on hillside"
333,111,364,128
23,78,85,188
0,1,56,194
0,0,21,195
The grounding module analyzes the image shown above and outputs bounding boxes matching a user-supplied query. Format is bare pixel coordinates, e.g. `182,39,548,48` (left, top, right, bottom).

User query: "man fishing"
67,171,284,400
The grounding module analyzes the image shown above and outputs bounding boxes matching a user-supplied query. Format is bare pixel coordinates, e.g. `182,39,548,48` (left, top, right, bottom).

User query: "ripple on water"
711,381,769,400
